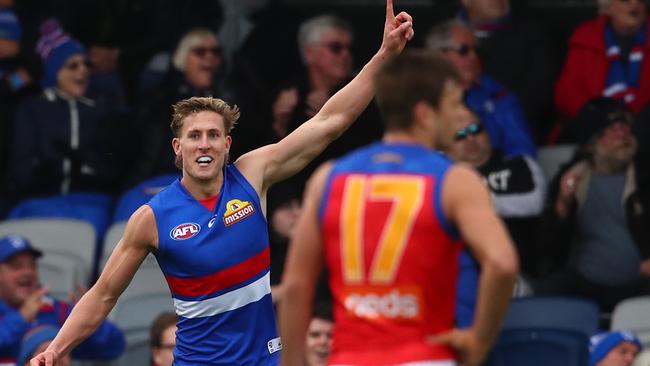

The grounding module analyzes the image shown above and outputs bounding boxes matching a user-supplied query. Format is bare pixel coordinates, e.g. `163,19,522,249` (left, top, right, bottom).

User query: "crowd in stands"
2,0,650,364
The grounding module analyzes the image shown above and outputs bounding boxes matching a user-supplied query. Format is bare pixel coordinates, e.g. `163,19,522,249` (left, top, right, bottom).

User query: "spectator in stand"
305,302,334,366
0,235,125,364
555,0,650,122
589,331,642,366
268,14,383,187
534,98,650,312
444,114,545,327
8,18,119,198
150,311,177,366
0,0,37,219
16,326,70,366
457,0,558,144
445,115,546,277
126,27,226,188
426,19,536,157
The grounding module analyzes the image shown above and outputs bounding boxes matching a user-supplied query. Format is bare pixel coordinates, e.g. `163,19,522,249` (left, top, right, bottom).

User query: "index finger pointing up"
386,0,395,20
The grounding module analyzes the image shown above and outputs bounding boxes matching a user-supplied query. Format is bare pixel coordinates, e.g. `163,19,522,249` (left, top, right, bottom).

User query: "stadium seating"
484,296,600,366
0,218,96,286
611,295,650,348
537,144,577,180
485,327,589,366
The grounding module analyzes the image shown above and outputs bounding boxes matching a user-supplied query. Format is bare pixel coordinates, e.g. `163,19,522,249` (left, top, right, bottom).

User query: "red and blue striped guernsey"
147,165,280,365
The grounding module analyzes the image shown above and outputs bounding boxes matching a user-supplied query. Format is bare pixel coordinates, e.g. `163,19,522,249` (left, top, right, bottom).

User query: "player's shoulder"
123,205,158,248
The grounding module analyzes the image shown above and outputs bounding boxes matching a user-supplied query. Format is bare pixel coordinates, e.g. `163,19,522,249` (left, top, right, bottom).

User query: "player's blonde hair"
170,96,240,138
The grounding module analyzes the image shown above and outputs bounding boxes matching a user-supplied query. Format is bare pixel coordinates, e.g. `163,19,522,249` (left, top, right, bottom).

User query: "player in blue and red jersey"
29,2,414,365
279,52,518,366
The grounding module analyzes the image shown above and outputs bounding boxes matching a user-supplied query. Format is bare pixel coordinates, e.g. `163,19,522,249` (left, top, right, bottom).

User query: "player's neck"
383,131,432,149
180,173,224,200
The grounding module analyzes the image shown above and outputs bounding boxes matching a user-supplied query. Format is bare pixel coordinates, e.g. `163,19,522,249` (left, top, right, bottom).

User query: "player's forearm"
316,50,390,133
279,280,314,366
45,286,118,357
472,252,518,347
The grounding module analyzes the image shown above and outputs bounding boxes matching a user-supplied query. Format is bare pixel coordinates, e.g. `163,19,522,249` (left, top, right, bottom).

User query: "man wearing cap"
590,330,642,366
0,235,125,365
534,97,650,311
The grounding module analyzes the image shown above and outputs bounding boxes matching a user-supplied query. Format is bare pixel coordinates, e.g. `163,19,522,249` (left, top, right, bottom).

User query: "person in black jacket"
8,19,118,200
533,98,650,312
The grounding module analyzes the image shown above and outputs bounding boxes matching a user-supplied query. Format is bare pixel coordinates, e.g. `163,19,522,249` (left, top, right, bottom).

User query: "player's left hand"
426,328,491,366
379,0,414,59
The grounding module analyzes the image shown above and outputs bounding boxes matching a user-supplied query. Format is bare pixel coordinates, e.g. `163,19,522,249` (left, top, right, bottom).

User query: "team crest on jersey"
170,223,201,240
223,199,255,227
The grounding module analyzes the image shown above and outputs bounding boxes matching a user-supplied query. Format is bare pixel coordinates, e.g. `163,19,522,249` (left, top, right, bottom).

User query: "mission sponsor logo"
343,285,424,321
170,223,201,240
223,199,255,226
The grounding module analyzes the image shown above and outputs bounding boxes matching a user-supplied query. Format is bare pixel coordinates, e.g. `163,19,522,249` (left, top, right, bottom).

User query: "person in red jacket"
555,0,650,121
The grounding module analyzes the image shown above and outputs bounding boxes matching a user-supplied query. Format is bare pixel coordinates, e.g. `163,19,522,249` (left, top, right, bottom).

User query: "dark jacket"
537,157,650,274
9,88,118,199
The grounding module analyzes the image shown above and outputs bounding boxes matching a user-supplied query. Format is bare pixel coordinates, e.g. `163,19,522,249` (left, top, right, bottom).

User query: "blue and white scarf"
603,22,647,105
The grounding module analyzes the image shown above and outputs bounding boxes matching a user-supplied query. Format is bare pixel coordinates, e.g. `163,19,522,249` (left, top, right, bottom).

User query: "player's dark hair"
374,50,462,131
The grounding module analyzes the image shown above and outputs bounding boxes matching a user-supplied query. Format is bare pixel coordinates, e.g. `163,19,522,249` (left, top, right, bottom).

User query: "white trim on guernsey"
173,271,271,318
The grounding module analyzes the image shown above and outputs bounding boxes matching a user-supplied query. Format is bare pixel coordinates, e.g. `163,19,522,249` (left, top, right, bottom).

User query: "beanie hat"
35,18,85,88
16,325,60,366
589,330,642,366
575,97,632,146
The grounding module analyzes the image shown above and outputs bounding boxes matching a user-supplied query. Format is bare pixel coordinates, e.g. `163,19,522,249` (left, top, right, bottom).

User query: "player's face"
57,53,90,98
0,252,38,307
152,324,177,366
431,81,474,152
305,317,333,366
31,341,71,366
307,28,353,86
173,111,231,182
597,341,640,366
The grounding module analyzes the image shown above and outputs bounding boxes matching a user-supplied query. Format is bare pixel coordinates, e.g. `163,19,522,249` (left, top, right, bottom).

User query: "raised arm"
278,163,331,366
30,205,156,366
435,165,519,366
235,0,414,192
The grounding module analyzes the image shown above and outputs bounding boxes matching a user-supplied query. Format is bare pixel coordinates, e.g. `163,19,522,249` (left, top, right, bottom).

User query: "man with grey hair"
425,19,536,158
269,14,383,188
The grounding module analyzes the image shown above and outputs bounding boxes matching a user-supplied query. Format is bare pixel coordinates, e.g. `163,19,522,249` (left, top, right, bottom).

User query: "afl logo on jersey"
223,199,255,227
170,223,201,240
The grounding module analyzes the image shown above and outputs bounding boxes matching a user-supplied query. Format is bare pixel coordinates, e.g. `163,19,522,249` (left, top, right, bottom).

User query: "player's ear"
172,137,181,155
413,101,435,130
225,135,232,152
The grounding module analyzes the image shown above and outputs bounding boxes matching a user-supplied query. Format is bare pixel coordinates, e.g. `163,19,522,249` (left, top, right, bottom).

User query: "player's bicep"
443,166,517,267
95,205,156,301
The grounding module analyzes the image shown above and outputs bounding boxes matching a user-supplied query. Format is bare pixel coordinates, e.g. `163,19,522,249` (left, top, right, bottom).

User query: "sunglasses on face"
455,122,484,141
63,59,92,71
323,42,351,55
445,43,478,57
191,46,221,58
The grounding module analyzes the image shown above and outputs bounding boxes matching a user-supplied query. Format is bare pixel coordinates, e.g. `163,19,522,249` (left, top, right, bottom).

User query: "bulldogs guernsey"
319,142,463,365
148,165,280,365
